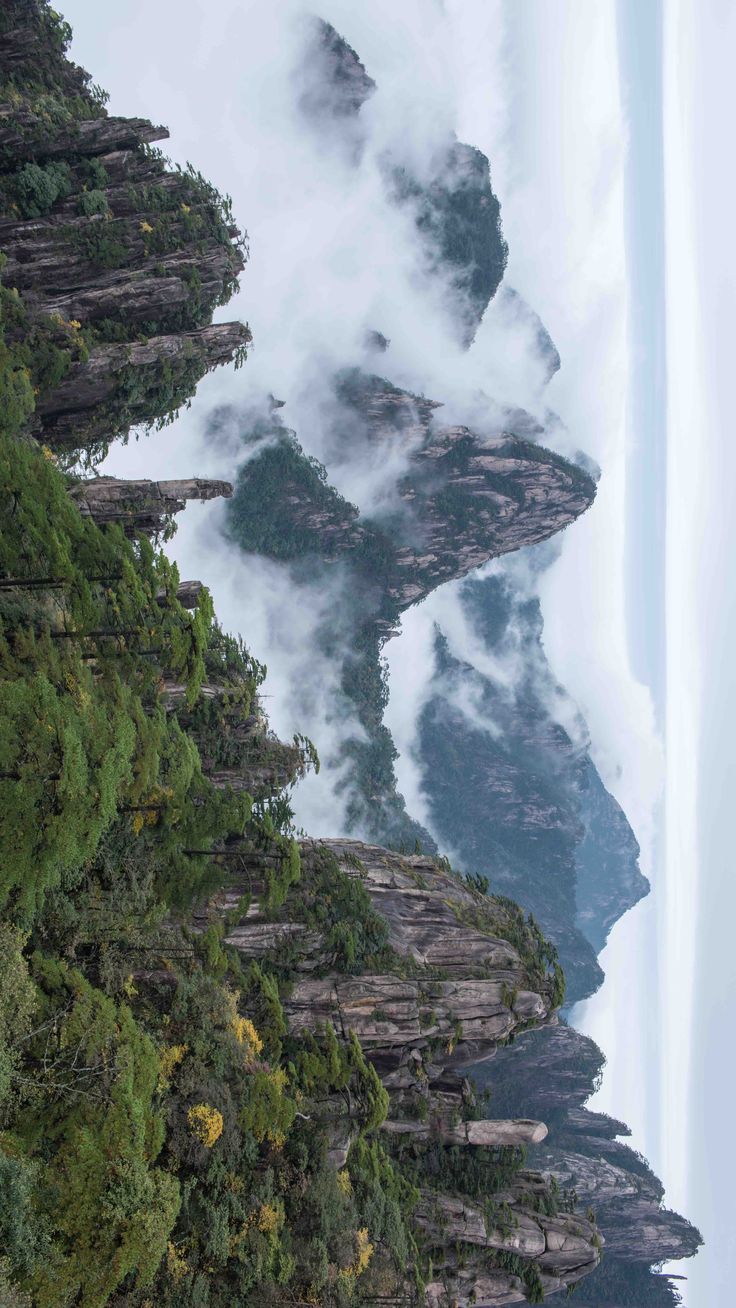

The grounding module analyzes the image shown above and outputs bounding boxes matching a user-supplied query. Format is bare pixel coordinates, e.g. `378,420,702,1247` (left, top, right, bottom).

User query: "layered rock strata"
72,475,233,535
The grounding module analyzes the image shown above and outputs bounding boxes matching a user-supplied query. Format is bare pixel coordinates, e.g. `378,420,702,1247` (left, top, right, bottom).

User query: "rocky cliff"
472,1023,703,1303
0,8,697,1307
417,569,649,1001
0,1,248,460
298,18,507,344
192,834,608,1303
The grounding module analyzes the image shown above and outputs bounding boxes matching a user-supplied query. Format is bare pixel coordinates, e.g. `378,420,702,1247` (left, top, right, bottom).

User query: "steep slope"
473,1024,703,1304
0,1,248,462
298,17,507,344
417,568,649,1001
222,379,595,847
0,10,612,1307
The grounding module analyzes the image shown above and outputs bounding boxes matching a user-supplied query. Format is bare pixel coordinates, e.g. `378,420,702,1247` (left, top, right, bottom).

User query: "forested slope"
0,7,604,1307
0,7,698,1308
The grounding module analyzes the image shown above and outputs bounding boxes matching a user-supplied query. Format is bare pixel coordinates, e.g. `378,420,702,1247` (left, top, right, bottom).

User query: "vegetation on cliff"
0,8,597,1308
0,7,698,1308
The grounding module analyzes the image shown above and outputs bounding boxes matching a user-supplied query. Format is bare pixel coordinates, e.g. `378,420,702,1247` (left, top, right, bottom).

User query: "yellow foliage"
232,1014,263,1060
353,1228,374,1276
41,445,58,462
339,1228,374,1282
140,220,154,234
187,1103,224,1148
69,319,82,330
131,812,145,837
181,203,191,213
257,1202,282,1234
158,1043,187,1090
166,1241,190,1283
336,1169,352,1197
122,974,138,1000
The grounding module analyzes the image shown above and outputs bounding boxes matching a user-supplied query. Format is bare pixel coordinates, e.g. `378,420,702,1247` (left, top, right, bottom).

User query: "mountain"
298,19,508,345
475,1024,703,1305
0,6,698,1307
221,376,596,848
417,566,649,1001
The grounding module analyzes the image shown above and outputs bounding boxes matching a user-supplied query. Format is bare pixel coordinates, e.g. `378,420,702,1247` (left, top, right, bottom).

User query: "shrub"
10,162,72,218
77,189,110,217
187,1103,224,1148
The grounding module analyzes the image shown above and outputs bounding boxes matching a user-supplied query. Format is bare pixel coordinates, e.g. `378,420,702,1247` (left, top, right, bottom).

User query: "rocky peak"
71,475,233,536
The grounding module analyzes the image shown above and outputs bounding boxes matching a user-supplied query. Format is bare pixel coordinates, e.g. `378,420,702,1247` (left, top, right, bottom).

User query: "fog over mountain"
54,1,702,1301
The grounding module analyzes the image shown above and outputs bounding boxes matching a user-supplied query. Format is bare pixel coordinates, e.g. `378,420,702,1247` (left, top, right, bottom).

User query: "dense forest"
0,5,699,1308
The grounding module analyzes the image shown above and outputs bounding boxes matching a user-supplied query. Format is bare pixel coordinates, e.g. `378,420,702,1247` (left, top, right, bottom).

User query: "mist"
61,0,660,869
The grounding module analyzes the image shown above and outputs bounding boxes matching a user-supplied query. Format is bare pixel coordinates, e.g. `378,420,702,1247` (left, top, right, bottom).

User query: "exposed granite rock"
472,1022,606,1123
299,18,376,122
284,972,547,1077
474,1023,703,1289
382,1117,548,1148
0,109,168,161
229,374,596,618
314,838,525,975
72,475,232,536
39,322,250,447
195,836,561,1085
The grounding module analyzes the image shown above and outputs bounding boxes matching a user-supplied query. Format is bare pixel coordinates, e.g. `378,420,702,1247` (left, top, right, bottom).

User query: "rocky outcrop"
314,838,528,975
0,109,168,162
72,475,232,535
194,835,563,1106
1,31,247,455
382,1117,548,1147
285,972,548,1077
38,322,249,447
473,1022,703,1291
190,830,605,1303
228,374,596,617
416,568,648,1002
299,18,376,124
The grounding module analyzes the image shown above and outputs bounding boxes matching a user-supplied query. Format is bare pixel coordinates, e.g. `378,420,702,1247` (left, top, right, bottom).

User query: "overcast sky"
57,3,735,1301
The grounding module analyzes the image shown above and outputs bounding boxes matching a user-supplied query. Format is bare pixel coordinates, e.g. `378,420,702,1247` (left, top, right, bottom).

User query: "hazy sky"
662,0,736,1301
56,3,734,1302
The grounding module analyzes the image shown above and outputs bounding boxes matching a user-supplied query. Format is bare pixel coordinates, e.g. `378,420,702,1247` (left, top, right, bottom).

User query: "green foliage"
0,270,87,438
76,188,109,217
0,923,37,1107
16,959,180,1308
295,845,394,974
4,161,72,218
0,1152,48,1279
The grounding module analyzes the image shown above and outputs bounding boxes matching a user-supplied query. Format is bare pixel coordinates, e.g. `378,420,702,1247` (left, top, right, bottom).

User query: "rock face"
221,375,597,854
474,1022,703,1297
38,323,250,448
72,475,232,535
382,1117,548,1148
416,568,649,1002
228,373,596,617
193,834,606,1303
200,837,563,1083
0,25,247,457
